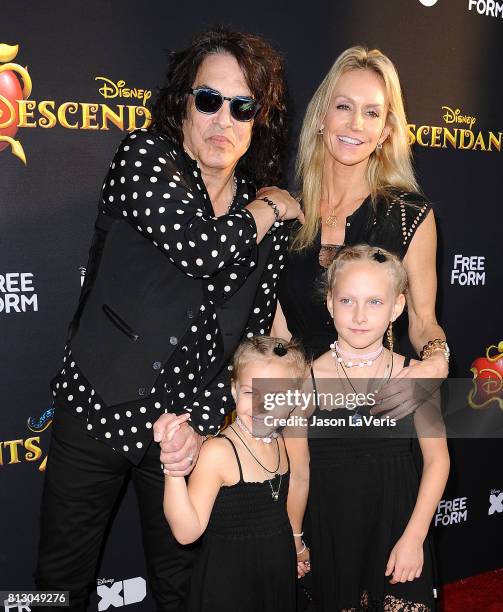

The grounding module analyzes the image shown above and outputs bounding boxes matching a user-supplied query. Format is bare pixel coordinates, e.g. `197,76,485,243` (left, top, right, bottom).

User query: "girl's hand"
296,543,311,578
385,534,424,584
161,413,192,475
165,412,191,441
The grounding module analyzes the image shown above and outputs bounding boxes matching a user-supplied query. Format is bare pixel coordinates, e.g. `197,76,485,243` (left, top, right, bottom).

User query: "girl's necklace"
230,425,283,501
333,346,393,417
330,341,384,367
235,414,276,444
231,424,280,474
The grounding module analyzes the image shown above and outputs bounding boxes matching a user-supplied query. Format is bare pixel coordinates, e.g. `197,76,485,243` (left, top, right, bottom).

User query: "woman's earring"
376,142,383,150
386,320,393,354
318,126,324,135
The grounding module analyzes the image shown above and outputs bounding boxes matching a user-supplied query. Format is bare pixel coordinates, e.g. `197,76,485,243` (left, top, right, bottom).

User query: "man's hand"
153,412,205,477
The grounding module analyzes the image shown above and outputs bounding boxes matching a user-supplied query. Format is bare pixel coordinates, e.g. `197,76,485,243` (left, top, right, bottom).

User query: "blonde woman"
274,46,449,421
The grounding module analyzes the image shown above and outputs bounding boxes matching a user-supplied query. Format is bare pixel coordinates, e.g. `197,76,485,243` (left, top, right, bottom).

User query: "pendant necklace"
335,344,393,396
325,207,338,227
230,424,283,501
321,196,338,227
333,345,393,423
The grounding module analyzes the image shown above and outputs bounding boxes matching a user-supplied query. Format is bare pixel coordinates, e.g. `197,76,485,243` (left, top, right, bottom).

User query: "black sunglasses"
189,87,260,122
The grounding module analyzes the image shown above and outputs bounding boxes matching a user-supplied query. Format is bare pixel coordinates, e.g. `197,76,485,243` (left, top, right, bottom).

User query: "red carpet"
441,568,503,611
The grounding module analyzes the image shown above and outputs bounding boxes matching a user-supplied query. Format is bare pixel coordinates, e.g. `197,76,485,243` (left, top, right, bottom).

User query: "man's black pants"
34,407,195,611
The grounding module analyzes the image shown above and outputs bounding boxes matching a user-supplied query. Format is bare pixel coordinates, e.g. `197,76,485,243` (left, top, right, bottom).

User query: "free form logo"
451,254,485,286
0,272,38,314
434,497,468,526
468,0,503,17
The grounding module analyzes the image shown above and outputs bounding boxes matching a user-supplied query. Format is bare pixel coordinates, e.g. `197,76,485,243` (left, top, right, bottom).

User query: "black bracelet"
257,196,282,233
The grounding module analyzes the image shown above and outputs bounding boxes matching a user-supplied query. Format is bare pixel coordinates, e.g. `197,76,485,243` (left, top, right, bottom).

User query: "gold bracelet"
420,339,450,363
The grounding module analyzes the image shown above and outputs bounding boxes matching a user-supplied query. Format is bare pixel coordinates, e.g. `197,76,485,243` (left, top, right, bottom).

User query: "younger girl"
303,244,449,611
163,336,310,612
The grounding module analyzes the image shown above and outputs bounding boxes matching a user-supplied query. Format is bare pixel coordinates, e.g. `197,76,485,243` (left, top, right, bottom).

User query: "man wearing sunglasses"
35,26,302,611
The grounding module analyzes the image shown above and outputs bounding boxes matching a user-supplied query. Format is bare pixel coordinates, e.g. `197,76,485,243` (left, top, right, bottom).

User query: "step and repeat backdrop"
2,0,502,609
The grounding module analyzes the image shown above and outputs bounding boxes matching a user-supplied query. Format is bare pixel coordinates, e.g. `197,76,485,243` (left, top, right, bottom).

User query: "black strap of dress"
219,434,244,482
219,431,290,479
310,366,320,411
282,433,291,471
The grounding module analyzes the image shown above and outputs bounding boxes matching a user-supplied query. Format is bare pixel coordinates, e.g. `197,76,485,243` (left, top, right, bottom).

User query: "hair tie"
373,249,387,263
273,342,288,357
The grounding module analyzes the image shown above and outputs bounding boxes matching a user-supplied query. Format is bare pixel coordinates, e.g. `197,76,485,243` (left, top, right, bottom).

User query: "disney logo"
96,578,115,586
95,76,152,106
442,106,476,130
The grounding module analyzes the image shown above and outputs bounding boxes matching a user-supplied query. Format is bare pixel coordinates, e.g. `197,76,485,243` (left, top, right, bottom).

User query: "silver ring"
186,455,194,465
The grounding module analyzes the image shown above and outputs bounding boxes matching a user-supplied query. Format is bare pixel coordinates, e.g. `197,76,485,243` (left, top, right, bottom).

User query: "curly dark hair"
150,26,287,187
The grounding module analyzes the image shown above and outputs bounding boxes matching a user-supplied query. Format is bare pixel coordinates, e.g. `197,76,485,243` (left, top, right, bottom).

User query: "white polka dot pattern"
51,129,290,462
101,130,261,300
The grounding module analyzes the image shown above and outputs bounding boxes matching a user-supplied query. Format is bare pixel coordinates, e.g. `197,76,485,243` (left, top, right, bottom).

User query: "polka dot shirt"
51,129,289,464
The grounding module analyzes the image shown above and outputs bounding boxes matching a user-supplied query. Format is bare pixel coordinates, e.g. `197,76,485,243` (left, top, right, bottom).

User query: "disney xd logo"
488,490,503,515
97,577,146,611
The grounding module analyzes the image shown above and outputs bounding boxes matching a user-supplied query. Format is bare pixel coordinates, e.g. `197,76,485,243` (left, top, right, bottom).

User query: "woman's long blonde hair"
293,46,419,251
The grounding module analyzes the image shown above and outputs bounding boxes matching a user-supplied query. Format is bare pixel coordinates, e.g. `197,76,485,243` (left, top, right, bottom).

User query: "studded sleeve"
392,192,432,256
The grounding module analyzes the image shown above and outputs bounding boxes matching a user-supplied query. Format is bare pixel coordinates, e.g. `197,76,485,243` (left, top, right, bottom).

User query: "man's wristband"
257,196,282,233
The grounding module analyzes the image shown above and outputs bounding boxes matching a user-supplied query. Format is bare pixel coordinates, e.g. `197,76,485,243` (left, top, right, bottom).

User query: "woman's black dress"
279,191,431,360
186,434,297,612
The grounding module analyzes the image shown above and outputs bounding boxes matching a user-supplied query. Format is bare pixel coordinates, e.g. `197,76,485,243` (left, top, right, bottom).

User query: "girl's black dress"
186,434,297,611
307,362,436,611
279,191,436,610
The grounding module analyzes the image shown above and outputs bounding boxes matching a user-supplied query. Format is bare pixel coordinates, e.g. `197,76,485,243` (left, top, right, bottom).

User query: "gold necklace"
320,197,338,227
324,193,370,228
325,205,338,227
